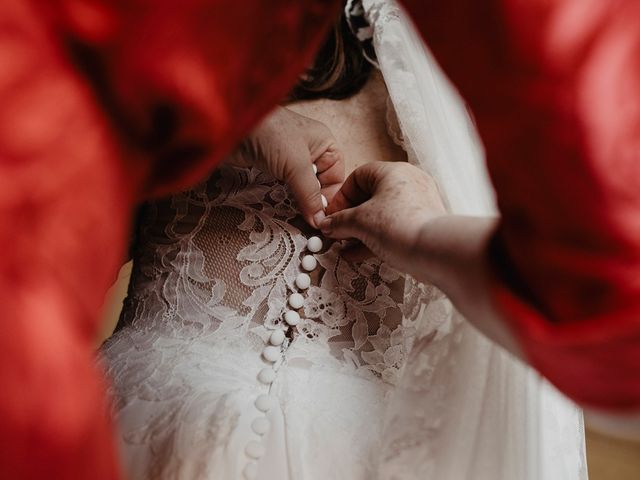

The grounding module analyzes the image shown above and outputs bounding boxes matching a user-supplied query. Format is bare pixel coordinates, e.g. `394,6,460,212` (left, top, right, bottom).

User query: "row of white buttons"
242,394,276,479
243,164,325,479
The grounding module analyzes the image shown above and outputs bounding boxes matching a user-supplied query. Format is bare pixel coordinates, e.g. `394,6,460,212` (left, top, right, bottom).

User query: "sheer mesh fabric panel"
120,165,420,381
192,206,254,318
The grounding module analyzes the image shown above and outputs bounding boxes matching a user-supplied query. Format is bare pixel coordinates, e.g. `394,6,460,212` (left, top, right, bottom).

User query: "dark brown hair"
287,12,372,102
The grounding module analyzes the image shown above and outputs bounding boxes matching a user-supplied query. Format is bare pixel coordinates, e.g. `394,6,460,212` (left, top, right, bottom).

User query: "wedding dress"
99,1,588,478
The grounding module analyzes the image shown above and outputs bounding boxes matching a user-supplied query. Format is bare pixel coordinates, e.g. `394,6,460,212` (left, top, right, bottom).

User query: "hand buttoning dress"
100,2,588,478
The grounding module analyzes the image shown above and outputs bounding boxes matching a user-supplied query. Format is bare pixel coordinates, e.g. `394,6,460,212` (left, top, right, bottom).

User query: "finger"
325,162,382,216
306,122,344,204
319,205,366,240
284,157,327,229
315,149,344,199
321,182,342,205
283,119,345,228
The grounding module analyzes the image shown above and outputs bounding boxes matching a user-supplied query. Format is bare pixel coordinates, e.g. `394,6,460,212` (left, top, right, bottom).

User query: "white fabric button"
258,367,276,384
284,310,300,326
263,345,280,362
251,417,270,436
301,255,317,272
312,163,318,175
243,462,258,480
245,440,265,459
255,394,275,412
269,330,285,346
295,273,311,290
288,293,304,309
307,236,323,253
321,194,328,209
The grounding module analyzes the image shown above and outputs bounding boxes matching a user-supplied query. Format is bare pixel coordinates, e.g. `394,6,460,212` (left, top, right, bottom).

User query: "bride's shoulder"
288,73,406,173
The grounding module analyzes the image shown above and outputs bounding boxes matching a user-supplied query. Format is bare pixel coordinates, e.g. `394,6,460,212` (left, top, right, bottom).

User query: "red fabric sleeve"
48,0,342,199
0,2,134,477
402,0,640,410
0,0,339,478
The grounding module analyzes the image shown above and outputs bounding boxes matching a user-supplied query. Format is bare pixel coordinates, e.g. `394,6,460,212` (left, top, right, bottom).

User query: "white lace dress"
100,2,588,479
102,164,439,479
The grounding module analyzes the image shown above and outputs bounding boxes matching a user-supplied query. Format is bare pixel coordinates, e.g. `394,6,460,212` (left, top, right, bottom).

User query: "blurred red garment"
0,0,339,478
403,0,640,410
2,0,640,478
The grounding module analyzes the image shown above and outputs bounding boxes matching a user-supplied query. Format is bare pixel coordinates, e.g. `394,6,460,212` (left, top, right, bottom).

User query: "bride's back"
112,20,429,379
288,70,407,176
115,71,432,380
101,64,442,480
99,5,586,479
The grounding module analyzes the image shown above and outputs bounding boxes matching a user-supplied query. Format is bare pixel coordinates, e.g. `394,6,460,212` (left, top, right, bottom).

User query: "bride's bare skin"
282,70,416,305
286,71,407,177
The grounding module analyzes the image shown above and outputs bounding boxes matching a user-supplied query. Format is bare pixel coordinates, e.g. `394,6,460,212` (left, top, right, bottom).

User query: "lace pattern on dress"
115,164,438,383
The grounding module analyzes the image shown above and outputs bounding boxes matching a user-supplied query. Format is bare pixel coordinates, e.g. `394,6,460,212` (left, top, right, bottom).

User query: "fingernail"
324,149,337,158
319,216,332,233
313,210,325,229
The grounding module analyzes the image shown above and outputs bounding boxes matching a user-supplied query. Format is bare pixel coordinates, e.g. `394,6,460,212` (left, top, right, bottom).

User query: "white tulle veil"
350,0,589,478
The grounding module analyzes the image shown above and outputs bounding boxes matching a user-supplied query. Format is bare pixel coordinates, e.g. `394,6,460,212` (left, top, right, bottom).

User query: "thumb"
325,162,383,216
320,162,384,242
287,145,344,229
318,205,366,241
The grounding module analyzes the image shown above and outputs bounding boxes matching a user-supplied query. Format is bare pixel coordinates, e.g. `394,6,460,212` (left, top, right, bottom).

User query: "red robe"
0,0,638,478
0,0,341,478
402,0,640,411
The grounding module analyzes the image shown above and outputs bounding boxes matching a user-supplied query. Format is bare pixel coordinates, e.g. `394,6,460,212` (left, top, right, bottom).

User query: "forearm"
415,216,640,430
400,0,640,412
411,215,640,437
412,215,523,359
413,212,640,415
